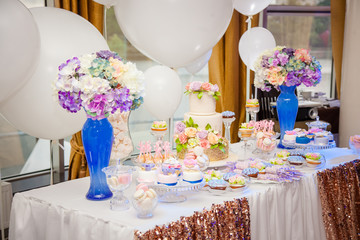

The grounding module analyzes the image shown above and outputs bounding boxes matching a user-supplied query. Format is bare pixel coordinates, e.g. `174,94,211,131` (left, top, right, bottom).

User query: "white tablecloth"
9,146,358,240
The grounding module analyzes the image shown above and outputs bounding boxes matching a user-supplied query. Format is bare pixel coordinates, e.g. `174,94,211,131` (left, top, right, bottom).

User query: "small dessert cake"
314,135,329,145
305,153,322,165
249,161,266,174
205,170,223,180
222,111,235,119
137,163,158,183
245,99,260,109
269,158,285,165
208,179,228,191
223,172,238,182
182,156,203,184
239,122,255,138
288,156,304,166
276,150,290,161
283,130,298,143
242,167,259,178
296,135,311,144
349,135,360,154
157,165,178,186
235,161,250,170
151,121,167,131
228,175,246,189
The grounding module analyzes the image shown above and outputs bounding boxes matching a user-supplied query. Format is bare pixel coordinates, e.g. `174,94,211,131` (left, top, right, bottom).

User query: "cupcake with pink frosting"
349,135,360,155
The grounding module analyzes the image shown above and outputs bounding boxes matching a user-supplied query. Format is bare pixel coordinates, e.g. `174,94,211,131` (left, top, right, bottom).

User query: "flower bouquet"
254,46,322,91
53,50,144,200
254,46,322,148
174,117,228,161
184,81,221,100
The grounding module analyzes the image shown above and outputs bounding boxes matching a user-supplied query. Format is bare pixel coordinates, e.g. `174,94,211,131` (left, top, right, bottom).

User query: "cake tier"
189,92,216,115
184,112,222,134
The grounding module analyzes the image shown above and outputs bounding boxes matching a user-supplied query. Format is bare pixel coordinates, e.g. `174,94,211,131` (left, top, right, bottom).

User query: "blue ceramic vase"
277,85,298,148
82,117,113,201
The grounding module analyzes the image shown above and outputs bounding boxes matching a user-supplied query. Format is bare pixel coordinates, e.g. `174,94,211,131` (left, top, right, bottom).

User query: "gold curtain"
209,12,259,143
55,0,104,180
330,0,346,98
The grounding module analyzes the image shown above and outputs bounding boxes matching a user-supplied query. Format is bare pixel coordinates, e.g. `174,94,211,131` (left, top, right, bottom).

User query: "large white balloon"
0,7,109,140
233,0,272,16
144,66,182,120
0,0,40,103
114,0,233,68
185,50,212,75
239,27,276,71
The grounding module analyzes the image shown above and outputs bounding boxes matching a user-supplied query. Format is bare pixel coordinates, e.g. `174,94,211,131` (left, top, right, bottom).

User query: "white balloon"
238,27,276,71
233,0,272,16
93,0,118,8
144,66,182,119
0,7,109,140
114,0,233,68
0,0,40,103
185,50,212,75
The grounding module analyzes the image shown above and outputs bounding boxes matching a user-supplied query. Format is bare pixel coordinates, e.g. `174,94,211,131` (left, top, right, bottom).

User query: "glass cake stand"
282,141,336,151
149,180,206,203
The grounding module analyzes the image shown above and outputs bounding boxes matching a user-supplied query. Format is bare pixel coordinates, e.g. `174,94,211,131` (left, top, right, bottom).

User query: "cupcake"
151,121,167,131
276,150,290,161
208,179,228,191
288,156,304,166
239,122,255,138
242,167,259,178
223,172,238,182
305,153,322,165
228,175,246,189
269,158,285,165
222,111,235,118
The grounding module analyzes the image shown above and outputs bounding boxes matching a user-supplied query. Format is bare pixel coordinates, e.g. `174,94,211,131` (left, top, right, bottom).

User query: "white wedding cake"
184,84,222,135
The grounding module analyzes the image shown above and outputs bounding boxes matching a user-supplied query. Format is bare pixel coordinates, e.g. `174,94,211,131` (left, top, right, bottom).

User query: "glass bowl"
132,193,158,218
102,165,134,211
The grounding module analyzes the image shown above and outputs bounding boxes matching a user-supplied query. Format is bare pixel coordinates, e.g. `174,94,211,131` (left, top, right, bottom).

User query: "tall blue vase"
277,85,298,148
82,118,113,201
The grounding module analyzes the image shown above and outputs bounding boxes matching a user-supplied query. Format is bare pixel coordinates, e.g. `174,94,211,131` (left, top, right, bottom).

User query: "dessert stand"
282,140,336,151
149,180,206,203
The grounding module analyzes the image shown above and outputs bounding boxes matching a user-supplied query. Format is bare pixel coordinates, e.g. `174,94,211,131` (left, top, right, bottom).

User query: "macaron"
133,189,145,201
136,183,149,192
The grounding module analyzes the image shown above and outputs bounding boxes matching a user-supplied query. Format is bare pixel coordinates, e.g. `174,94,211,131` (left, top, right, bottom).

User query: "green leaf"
219,145,225,153
175,138,181,144
176,144,183,152
185,121,191,128
194,123,199,128
213,96,219,101
210,144,218,149
205,123,212,131
189,117,194,126
197,91,203,99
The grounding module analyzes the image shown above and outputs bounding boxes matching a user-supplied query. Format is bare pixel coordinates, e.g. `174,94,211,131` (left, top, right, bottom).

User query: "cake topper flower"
184,81,221,100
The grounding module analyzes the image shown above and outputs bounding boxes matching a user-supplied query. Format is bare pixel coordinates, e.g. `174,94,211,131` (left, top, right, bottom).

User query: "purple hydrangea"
58,91,82,113
196,130,208,139
190,81,202,91
277,53,289,66
112,87,133,113
175,121,186,134
96,50,122,61
210,84,219,92
282,48,295,57
58,57,81,72
86,94,110,120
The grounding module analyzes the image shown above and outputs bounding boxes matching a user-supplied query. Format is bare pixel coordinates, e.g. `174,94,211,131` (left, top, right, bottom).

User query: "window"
264,0,334,98
106,7,210,154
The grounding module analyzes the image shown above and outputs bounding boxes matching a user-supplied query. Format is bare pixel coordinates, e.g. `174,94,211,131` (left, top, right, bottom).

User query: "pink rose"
200,139,210,149
179,133,188,144
184,127,197,138
207,132,219,145
185,82,191,91
201,82,211,91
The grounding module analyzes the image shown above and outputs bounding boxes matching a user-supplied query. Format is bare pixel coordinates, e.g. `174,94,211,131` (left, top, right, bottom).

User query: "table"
9,145,358,240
